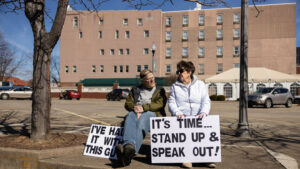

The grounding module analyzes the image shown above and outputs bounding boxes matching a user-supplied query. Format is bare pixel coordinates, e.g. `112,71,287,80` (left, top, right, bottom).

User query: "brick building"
60,3,296,86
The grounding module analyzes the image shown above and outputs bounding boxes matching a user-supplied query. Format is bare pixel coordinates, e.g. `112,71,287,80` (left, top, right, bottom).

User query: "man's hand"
134,105,144,119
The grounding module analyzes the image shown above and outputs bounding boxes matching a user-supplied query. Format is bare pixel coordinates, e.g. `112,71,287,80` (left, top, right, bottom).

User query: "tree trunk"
25,0,69,141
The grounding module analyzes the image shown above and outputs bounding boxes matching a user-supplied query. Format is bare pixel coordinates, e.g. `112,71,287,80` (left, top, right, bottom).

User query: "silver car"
0,87,32,100
248,87,293,108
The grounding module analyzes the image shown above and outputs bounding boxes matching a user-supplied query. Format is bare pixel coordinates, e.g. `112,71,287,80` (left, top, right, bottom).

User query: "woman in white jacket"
168,60,215,168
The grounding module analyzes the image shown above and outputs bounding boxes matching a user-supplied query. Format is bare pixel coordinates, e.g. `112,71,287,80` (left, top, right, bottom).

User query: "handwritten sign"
83,124,123,159
150,115,221,163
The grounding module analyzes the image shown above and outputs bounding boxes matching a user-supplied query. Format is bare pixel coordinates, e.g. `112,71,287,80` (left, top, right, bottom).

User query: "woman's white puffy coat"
168,75,211,116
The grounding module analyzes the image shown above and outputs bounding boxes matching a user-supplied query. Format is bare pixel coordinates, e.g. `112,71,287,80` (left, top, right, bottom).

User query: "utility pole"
237,0,251,137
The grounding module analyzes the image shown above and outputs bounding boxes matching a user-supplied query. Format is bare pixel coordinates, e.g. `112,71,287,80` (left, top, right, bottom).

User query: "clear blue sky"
0,0,298,80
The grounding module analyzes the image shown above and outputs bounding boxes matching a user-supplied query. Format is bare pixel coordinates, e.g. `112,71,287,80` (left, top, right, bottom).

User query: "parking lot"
0,99,299,164
0,99,299,131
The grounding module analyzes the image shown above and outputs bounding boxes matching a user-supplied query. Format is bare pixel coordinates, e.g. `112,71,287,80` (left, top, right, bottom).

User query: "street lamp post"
151,43,156,73
237,0,251,137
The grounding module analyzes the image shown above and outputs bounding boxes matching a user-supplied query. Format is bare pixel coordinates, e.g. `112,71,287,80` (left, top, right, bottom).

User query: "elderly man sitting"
115,69,167,166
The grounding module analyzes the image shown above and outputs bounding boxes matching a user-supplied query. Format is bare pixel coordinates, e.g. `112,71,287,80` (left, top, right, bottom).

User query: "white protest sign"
83,124,123,159
150,115,221,163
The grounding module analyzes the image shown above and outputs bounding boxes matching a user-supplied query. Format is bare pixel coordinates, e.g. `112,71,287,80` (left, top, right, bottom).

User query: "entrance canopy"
205,67,300,83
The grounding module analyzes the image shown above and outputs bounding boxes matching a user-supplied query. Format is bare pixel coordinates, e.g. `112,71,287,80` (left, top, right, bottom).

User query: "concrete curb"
0,146,83,169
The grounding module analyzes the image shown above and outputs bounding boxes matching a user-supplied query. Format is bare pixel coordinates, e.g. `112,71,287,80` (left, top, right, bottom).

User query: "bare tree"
0,31,23,81
51,55,60,86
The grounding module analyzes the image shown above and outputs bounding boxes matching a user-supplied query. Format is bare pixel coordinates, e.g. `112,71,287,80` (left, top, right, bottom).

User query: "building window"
73,66,77,73
144,30,149,38
199,30,205,40
120,65,123,72
217,14,223,24
224,83,232,98
144,65,148,70
114,65,117,73
256,83,266,92
233,63,239,68
234,46,239,56
115,30,119,39
233,29,240,39
166,64,171,74
73,17,78,28
166,31,172,41
199,15,205,25
110,49,115,55
125,31,130,39
126,65,129,72
92,65,96,73
166,48,171,58
144,48,149,55
217,46,223,57
79,32,83,39
137,18,143,26
166,16,171,27
182,31,188,41
123,18,128,26
290,83,300,96
99,19,103,25
217,63,223,73
100,49,104,55
198,47,205,58
217,29,223,40
137,65,141,72
119,49,123,55
182,47,188,58
100,65,104,72
183,15,188,26
198,64,204,75
234,13,240,23
274,83,283,87
208,83,217,96
98,31,102,39
65,65,69,73
126,48,130,55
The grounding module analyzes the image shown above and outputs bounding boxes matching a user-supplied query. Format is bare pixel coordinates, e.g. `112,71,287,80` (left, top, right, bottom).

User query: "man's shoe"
206,163,216,168
123,144,136,166
115,144,124,166
182,162,192,168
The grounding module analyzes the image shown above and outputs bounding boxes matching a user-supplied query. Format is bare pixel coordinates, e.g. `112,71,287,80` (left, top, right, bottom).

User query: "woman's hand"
196,113,206,119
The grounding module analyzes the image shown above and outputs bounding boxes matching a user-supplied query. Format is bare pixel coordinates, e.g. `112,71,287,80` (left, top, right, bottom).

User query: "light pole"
237,0,251,137
152,43,156,73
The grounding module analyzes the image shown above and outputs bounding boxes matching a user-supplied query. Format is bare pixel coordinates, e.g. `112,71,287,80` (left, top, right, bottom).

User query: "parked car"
248,87,293,108
0,81,14,91
106,89,130,101
294,95,300,104
0,87,32,100
59,90,81,100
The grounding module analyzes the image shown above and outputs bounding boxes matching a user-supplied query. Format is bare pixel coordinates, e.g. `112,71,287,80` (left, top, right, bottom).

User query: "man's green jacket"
124,85,167,117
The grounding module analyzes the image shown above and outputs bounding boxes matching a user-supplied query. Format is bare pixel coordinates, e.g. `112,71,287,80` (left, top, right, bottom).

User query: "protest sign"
83,124,123,159
150,115,221,163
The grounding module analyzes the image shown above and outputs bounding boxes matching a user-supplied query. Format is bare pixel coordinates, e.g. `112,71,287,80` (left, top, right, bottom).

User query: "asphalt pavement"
0,99,299,169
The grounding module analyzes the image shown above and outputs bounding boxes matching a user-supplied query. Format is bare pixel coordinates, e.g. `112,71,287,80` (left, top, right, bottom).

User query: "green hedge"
210,95,225,101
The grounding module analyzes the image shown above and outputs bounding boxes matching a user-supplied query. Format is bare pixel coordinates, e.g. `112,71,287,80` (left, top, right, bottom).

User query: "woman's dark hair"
177,60,195,78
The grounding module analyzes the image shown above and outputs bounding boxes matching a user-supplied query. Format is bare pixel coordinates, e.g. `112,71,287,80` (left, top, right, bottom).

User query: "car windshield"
256,88,274,94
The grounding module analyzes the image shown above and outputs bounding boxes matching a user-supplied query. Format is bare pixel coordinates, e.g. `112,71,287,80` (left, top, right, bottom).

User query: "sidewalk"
0,125,286,169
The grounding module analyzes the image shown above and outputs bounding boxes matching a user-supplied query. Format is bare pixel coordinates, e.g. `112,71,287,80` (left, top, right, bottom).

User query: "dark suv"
106,89,130,101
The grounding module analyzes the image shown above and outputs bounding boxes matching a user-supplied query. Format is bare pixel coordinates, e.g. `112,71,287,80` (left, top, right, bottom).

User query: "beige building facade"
60,3,296,86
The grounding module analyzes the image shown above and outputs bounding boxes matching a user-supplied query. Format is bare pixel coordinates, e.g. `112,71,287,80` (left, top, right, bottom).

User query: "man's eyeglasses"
176,69,185,74
144,77,155,82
